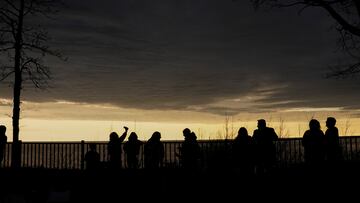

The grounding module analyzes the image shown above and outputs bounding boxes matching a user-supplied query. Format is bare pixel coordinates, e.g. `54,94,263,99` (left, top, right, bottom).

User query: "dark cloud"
1,0,359,115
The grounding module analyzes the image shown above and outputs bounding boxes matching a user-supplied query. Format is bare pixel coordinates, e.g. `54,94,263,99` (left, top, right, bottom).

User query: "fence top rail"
6,135,360,144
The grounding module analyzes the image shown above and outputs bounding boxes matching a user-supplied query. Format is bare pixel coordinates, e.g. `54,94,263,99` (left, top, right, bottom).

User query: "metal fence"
1,136,360,169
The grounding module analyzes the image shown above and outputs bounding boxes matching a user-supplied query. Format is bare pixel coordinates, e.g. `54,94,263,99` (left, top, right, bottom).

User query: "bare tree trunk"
12,0,25,168
12,75,21,143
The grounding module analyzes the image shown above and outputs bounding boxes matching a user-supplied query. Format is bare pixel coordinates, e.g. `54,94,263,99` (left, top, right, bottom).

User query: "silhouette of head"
129,132,138,142
89,143,97,151
326,117,336,128
183,128,191,137
309,119,321,130
190,132,197,141
238,127,248,137
109,132,118,141
257,119,266,129
151,131,161,141
0,125,6,135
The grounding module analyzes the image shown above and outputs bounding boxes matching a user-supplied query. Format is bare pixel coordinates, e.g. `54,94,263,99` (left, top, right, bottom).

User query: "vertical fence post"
81,140,85,170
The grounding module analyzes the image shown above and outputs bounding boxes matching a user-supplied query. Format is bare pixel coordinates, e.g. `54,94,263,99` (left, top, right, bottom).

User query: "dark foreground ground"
0,162,359,202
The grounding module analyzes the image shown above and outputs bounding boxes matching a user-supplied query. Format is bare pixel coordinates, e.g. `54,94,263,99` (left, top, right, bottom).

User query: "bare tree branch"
0,9,16,23
0,69,15,82
22,58,51,89
2,7,19,18
3,0,20,12
327,62,360,78
24,0,64,17
251,0,360,35
316,0,360,36
249,0,360,77
22,42,63,58
0,46,14,52
0,28,13,33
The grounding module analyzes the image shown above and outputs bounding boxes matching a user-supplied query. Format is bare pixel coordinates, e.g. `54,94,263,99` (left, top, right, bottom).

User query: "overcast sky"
2,0,360,117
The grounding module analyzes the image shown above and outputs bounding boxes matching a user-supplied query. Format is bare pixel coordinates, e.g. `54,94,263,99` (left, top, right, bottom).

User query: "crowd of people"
82,117,342,172
84,127,166,170
0,116,343,172
231,117,342,174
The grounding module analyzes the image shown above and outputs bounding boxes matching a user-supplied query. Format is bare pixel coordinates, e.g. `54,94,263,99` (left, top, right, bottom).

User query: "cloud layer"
1,0,360,116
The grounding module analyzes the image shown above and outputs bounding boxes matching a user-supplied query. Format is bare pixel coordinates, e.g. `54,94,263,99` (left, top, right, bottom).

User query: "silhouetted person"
232,127,253,174
253,119,278,174
108,126,128,169
0,125,7,167
144,131,164,169
302,119,325,165
179,129,201,170
325,117,341,163
123,132,143,169
85,143,100,171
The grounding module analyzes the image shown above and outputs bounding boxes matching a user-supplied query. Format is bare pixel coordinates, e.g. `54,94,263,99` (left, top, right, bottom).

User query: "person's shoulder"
303,130,311,137
327,127,338,133
265,127,276,134
253,130,260,138
267,127,275,131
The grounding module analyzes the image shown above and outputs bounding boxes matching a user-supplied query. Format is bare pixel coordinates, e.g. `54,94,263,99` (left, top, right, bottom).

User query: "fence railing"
1,136,360,169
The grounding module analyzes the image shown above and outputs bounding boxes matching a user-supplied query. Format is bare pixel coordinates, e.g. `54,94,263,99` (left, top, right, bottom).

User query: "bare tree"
0,0,64,166
342,116,352,136
197,128,205,140
222,114,236,140
248,0,360,77
224,115,229,140
298,123,302,137
278,117,289,138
